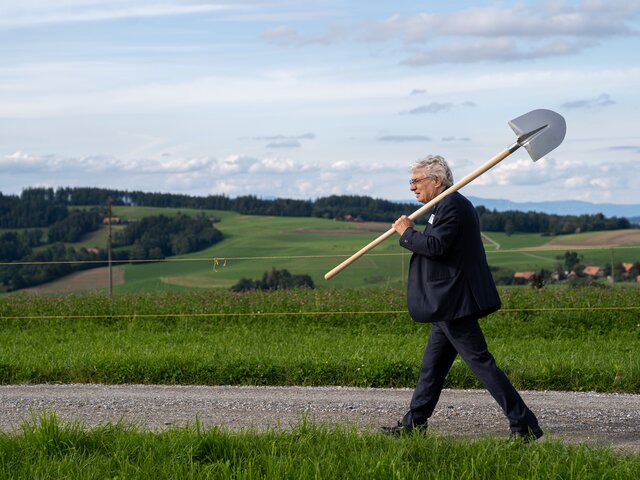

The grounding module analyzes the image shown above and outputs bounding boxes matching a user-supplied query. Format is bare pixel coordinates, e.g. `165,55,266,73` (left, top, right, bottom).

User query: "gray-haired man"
384,155,542,442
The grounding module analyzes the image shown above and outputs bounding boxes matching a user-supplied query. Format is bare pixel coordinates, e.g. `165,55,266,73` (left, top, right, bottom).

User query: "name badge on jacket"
428,214,435,224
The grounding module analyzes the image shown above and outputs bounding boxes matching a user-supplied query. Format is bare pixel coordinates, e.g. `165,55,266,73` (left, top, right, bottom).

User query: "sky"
1,0,639,205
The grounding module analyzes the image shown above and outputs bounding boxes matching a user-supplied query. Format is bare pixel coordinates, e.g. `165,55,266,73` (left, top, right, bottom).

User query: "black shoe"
509,427,543,444
381,421,428,437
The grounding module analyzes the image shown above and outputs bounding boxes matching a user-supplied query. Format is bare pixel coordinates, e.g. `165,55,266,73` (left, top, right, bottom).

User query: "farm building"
513,271,537,281
582,266,605,278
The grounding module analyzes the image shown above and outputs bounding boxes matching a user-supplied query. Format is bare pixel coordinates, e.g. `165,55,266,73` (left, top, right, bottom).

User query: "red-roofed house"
514,272,536,281
582,266,604,278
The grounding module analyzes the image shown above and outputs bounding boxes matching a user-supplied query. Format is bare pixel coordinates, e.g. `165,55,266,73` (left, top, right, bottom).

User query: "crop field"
10,205,640,294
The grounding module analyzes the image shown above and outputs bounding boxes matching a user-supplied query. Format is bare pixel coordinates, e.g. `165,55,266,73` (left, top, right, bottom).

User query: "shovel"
324,108,566,281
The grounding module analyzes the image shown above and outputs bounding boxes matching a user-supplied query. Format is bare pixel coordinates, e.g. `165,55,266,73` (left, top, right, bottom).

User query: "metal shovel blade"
508,109,566,161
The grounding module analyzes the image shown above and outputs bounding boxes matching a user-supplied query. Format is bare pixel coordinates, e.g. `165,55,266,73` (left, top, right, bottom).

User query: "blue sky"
1,0,639,205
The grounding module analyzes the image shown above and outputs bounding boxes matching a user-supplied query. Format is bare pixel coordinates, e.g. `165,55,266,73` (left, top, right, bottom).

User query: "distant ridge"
466,197,640,223
392,196,640,223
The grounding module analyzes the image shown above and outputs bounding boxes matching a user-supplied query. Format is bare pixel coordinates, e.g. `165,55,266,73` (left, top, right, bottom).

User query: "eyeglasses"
409,176,432,186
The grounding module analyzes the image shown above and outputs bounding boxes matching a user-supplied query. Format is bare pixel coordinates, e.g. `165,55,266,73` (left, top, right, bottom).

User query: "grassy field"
7,205,639,294
1,411,638,479
2,284,639,476
1,286,638,393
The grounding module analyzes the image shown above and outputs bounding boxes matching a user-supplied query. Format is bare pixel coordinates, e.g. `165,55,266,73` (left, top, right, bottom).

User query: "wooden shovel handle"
324,147,514,280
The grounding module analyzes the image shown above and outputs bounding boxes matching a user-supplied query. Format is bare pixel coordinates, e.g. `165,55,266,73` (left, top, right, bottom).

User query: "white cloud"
469,153,638,204
562,93,615,110
378,135,432,143
590,177,614,189
330,160,352,171
128,155,217,174
0,1,237,29
218,155,256,174
249,157,298,173
404,102,453,115
211,179,239,195
260,25,346,46
1,2,639,206
2,61,640,119
563,176,590,189
475,156,553,187
257,3,640,65
1,150,216,175
365,3,639,42
402,38,592,66
3,147,637,204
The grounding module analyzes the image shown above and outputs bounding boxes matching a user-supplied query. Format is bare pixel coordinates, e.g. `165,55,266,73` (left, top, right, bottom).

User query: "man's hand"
392,215,414,235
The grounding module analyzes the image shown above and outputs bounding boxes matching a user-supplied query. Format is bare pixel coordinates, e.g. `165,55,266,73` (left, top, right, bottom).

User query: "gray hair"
410,155,454,187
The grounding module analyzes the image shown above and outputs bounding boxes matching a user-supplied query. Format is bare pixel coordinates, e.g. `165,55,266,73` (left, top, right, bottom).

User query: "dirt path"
1,385,638,451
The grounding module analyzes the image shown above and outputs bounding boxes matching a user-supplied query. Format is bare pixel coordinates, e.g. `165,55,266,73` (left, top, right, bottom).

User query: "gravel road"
1,384,638,451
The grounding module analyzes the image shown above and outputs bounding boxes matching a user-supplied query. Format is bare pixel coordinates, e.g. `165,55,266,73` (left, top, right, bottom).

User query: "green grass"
481,231,552,250
113,208,411,292
0,410,637,479
1,285,639,477
1,287,638,392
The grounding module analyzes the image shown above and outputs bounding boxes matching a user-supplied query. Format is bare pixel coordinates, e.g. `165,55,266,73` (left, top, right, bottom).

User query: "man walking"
383,155,542,442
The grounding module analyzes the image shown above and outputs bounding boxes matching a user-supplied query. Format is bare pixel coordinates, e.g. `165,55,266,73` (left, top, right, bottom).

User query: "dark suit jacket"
399,191,500,323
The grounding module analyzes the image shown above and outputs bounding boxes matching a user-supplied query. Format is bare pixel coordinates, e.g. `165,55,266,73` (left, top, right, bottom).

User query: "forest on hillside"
1,187,632,233
0,190,223,291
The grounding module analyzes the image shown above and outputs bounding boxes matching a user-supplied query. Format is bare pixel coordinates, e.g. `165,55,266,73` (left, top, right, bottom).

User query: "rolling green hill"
11,206,640,294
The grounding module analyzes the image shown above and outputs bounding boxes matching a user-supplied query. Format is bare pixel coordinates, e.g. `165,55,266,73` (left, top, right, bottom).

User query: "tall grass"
1,410,638,479
0,286,639,392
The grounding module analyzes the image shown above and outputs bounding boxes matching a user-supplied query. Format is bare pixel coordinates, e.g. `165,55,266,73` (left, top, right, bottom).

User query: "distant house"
83,247,100,255
514,271,536,281
621,263,635,278
636,275,640,283
102,216,121,225
582,266,604,278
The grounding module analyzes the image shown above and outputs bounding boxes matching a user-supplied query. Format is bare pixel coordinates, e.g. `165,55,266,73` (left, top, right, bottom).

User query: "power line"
2,244,639,267
2,305,639,321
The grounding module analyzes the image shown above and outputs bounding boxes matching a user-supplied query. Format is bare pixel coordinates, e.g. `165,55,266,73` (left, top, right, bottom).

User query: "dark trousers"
403,317,541,435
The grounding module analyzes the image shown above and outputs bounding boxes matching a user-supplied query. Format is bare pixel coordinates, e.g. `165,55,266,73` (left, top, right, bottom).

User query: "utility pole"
107,198,113,297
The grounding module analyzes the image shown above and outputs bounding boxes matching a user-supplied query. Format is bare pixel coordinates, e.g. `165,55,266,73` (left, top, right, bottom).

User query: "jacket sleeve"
399,200,460,259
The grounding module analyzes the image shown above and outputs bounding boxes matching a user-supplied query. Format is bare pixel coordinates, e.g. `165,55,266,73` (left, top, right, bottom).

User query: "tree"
504,219,514,237
230,268,314,291
529,271,546,289
560,251,581,272
230,278,259,292
114,214,223,260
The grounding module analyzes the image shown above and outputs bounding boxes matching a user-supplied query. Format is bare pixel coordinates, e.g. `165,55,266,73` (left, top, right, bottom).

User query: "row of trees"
476,207,630,236
2,187,633,234
113,214,223,260
0,213,223,291
0,190,68,228
0,243,110,291
230,268,315,292
0,209,104,263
